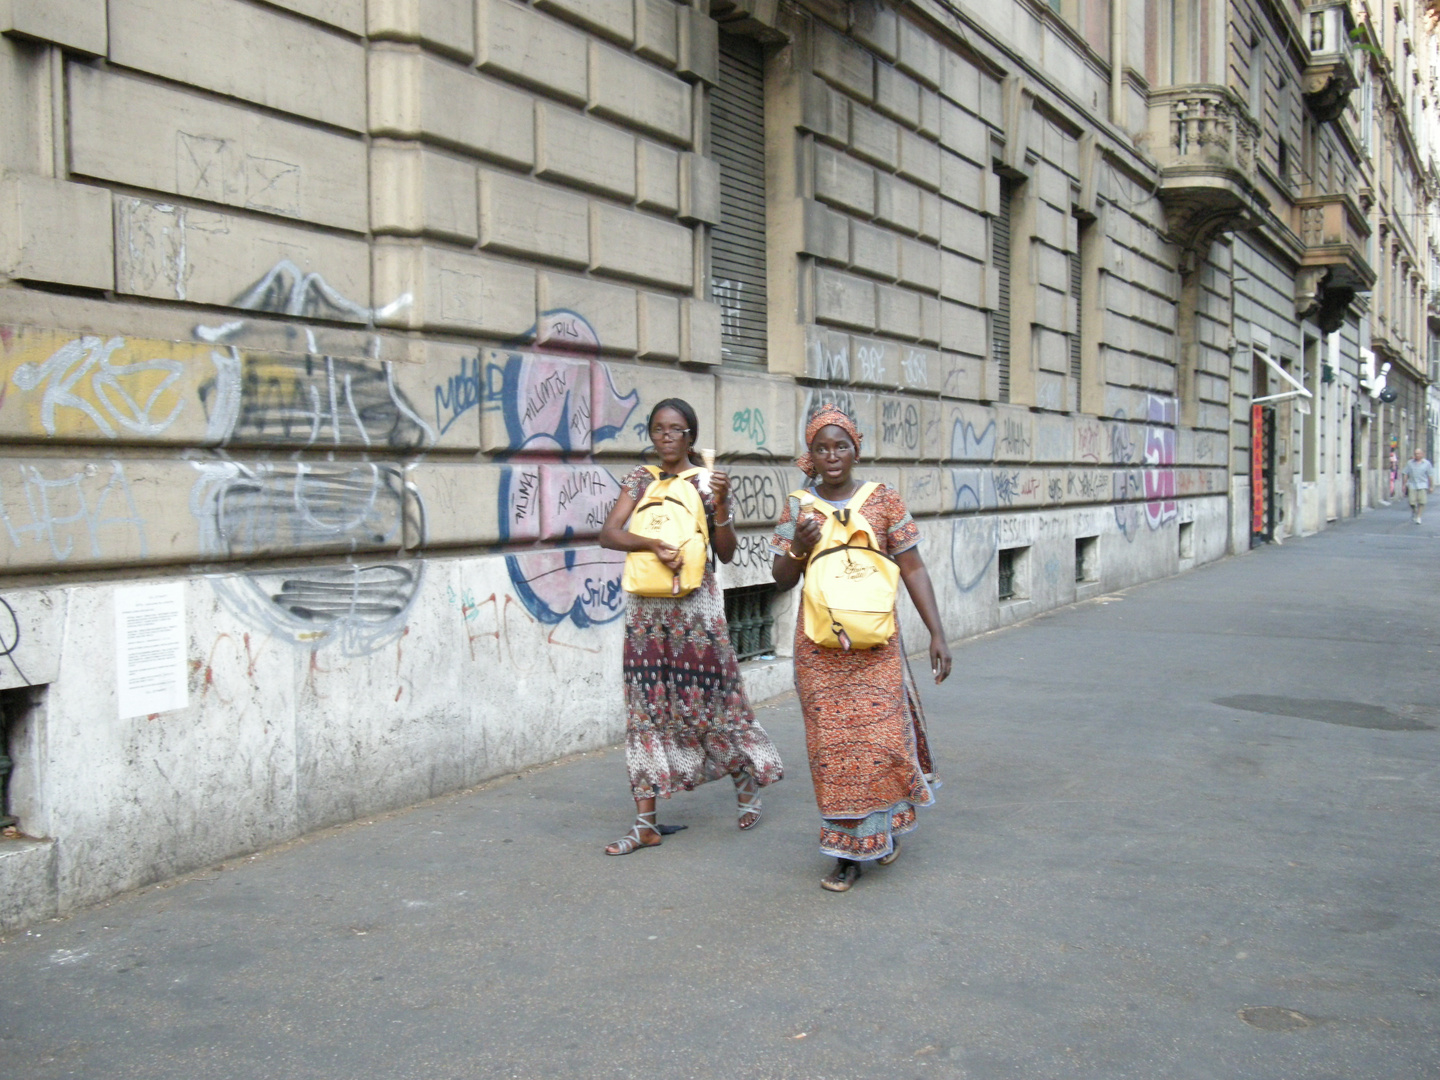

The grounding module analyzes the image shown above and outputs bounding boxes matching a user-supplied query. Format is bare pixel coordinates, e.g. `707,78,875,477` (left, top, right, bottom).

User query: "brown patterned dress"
771,483,938,861
620,466,784,800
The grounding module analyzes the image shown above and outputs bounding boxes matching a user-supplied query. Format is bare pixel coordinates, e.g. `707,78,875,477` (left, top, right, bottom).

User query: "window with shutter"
1069,242,1082,384
992,178,1014,402
709,33,768,367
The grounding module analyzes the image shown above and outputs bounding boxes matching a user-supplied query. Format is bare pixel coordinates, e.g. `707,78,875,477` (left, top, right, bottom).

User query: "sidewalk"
2,504,1437,1080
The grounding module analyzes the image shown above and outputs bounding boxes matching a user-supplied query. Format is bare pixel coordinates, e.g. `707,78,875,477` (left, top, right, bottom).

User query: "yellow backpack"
622,466,709,597
796,482,900,650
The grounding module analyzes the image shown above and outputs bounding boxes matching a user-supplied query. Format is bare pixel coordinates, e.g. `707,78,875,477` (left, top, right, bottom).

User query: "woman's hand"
929,635,952,684
709,470,730,514
790,513,823,558
651,539,683,570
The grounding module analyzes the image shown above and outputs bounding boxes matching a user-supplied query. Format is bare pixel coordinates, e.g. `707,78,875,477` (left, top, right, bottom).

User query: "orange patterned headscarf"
796,404,862,477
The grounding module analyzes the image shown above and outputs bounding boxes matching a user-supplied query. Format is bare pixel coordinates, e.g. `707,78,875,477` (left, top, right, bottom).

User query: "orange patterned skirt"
795,626,937,861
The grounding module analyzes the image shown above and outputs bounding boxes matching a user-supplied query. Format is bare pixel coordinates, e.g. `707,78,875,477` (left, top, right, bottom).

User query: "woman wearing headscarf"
769,405,951,891
597,398,784,855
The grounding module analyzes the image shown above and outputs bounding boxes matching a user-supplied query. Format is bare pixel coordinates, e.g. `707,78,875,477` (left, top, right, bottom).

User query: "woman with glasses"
597,398,783,855
769,404,951,891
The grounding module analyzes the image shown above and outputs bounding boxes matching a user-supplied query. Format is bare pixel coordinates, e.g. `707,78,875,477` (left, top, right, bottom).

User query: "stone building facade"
0,0,1431,926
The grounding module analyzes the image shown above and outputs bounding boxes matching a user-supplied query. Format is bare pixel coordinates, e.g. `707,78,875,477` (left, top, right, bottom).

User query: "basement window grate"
724,583,776,662
1075,535,1099,583
998,548,1018,601
0,687,28,832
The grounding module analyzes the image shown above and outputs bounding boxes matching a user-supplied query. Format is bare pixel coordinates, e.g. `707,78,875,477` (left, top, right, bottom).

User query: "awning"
1252,348,1314,407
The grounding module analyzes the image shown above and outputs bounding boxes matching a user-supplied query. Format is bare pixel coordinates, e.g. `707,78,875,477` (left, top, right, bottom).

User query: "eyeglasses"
650,426,691,439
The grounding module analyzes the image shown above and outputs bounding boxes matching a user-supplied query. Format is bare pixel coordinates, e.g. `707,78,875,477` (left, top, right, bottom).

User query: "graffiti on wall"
197,261,433,450
1109,395,1178,542
504,549,626,629
1143,395,1178,529
198,352,434,449
480,311,638,456
209,564,422,657
731,407,768,449
228,259,413,323
191,460,421,655
8,333,186,439
0,460,149,563
434,353,481,437
194,263,427,654
489,312,639,629
189,461,409,556
949,414,995,461
0,259,429,455
880,398,920,455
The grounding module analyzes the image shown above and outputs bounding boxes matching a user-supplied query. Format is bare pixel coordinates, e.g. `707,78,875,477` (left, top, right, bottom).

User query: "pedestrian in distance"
1401,447,1438,524
597,398,783,855
769,405,951,892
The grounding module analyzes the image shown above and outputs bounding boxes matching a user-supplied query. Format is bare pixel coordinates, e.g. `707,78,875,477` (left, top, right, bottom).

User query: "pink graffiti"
1143,424,1177,530
539,464,620,540
505,548,626,628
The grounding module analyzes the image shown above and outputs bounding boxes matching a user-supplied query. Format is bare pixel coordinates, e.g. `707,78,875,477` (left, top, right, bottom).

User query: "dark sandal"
877,839,900,866
820,859,861,892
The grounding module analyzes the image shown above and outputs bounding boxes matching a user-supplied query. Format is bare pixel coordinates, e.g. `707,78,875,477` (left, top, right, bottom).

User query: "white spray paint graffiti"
11,336,185,438
192,261,426,654
0,461,148,561
712,279,746,341
191,460,423,656
194,261,431,449
226,259,413,323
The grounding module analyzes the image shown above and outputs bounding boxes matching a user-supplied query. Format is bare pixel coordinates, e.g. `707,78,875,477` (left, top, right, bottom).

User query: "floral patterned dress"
770,483,938,861
620,466,784,800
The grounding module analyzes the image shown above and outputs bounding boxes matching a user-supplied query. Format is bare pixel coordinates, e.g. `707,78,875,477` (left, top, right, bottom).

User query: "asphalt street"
2,502,1437,1080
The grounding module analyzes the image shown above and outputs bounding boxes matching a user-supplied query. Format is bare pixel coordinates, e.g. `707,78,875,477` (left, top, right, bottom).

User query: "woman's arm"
708,471,736,564
895,546,952,683
771,512,821,593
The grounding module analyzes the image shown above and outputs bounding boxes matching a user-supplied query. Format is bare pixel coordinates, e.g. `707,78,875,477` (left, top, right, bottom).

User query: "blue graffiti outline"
491,310,637,627
949,476,997,593
951,418,996,460
434,351,481,436
504,551,625,628
486,350,578,453
591,361,640,444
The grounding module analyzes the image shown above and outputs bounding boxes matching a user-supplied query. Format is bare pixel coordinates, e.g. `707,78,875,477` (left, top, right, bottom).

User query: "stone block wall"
0,0,1231,926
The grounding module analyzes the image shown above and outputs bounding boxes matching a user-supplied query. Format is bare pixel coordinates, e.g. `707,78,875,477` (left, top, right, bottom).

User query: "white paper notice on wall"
115,583,188,720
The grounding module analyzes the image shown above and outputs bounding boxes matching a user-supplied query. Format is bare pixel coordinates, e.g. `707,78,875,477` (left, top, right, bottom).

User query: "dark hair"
648,398,701,464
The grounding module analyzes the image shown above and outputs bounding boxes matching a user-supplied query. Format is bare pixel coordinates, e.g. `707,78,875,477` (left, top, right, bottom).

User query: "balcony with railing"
1302,1,1359,122
1294,192,1375,331
1147,85,1268,271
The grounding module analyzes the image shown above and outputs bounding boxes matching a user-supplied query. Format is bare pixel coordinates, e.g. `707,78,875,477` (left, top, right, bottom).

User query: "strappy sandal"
821,859,861,892
605,809,660,855
732,769,762,830
877,838,900,866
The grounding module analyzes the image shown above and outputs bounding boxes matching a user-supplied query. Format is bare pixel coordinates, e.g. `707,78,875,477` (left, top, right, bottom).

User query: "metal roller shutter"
709,33,767,367
992,179,1014,402
1069,242,1082,384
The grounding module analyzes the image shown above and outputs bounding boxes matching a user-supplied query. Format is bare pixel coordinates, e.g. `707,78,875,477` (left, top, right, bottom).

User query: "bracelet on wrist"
713,515,733,527
787,547,809,560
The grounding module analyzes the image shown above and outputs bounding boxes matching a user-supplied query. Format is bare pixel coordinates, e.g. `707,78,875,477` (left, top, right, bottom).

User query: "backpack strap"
833,482,880,539
845,482,880,512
